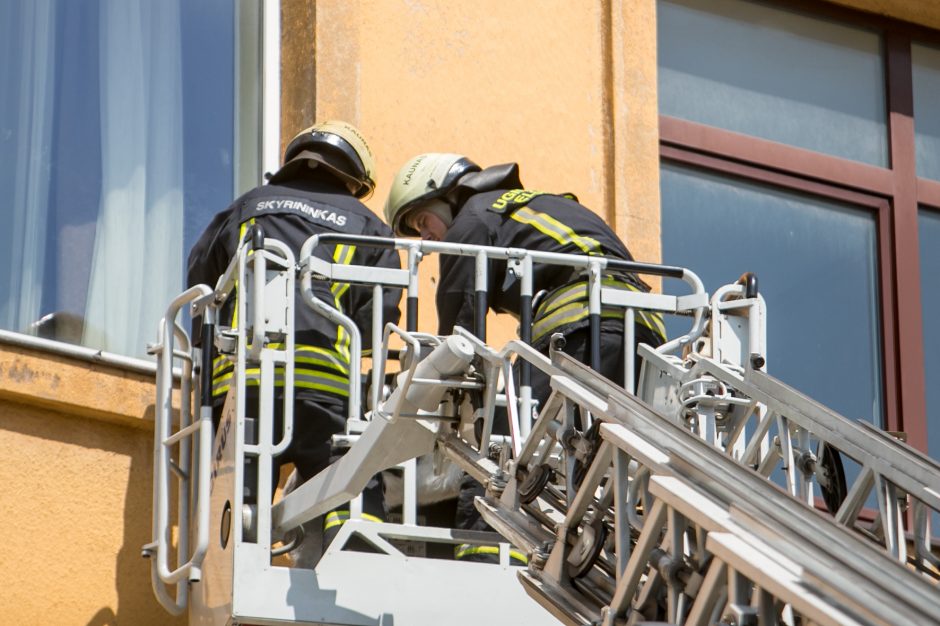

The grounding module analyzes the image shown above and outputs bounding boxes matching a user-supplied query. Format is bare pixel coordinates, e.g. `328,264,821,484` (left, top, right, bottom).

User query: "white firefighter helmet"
383,153,480,236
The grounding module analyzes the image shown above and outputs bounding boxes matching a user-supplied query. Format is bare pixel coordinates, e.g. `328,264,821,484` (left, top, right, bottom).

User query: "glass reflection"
658,0,887,166
661,163,883,426
919,209,940,459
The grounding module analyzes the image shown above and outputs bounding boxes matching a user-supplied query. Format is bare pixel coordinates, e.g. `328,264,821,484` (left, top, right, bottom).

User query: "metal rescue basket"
146,229,940,626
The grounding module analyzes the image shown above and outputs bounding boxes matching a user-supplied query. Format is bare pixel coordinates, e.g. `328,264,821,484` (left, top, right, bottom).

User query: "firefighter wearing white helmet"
270,120,377,198
189,121,399,559
385,153,666,564
383,153,481,237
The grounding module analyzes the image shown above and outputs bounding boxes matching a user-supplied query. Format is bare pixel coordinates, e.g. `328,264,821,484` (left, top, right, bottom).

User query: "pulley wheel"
518,464,554,504
817,442,847,514
566,517,608,578
572,420,602,490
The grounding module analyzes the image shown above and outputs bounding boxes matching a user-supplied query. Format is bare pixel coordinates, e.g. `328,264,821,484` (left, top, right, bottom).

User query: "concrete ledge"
0,343,160,430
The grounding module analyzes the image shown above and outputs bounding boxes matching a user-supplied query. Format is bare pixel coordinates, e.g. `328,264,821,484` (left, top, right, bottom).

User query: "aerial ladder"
144,228,940,625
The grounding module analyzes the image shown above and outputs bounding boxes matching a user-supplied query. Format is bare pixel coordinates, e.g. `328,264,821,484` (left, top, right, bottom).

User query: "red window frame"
658,0,940,454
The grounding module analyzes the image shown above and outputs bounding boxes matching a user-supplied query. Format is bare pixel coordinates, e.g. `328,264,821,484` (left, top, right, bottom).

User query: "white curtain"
0,0,56,333
82,0,184,356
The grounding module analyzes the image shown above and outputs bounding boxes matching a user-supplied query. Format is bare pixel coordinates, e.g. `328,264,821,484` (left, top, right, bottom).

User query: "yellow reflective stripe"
324,510,349,530
335,327,349,361
215,369,341,386
330,244,355,301
215,344,350,375
330,244,356,361
212,367,350,398
295,355,349,374
294,380,350,396
532,301,590,343
453,544,528,564
640,309,666,339
295,368,348,382
232,218,256,329
533,278,667,344
539,277,641,317
539,282,591,317
213,355,233,376
323,510,382,531
532,302,665,344
333,243,356,265
511,207,601,256
211,342,354,397
297,345,349,359
269,343,351,366
213,380,349,398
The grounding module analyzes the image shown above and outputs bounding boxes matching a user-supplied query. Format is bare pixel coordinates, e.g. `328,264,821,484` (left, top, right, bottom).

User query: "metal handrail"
297,233,709,423
145,284,212,616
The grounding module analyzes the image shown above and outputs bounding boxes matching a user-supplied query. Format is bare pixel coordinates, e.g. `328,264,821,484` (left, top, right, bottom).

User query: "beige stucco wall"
0,345,184,624
299,0,662,340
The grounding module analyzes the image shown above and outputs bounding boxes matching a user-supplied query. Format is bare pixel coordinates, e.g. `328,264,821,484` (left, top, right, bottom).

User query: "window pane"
658,0,887,166
0,0,237,358
919,209,940,459
913,43,940,182
661,163,884,425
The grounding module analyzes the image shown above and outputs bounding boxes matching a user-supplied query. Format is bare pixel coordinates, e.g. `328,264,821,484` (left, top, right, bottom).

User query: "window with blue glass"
658,0,887,166
0,0,254,358
658,0,940,461
919,209,940,459
660,165,883,425
913,43,940,182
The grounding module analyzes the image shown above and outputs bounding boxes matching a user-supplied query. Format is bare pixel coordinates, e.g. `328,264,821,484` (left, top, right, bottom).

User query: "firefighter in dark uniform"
383,153,665,563
188,121,401,551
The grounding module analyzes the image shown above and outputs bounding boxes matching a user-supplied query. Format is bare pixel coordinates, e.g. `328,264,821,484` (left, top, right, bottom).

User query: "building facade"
1,0,937,622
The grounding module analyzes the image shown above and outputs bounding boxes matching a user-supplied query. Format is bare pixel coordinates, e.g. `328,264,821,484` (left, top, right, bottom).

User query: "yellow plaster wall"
0,346,183,625
306,0,662,341
281,0,318,151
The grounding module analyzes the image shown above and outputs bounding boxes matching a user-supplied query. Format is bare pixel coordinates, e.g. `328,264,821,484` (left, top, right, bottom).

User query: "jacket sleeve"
436,212,492,335
187,211,233,291
186,209,235,345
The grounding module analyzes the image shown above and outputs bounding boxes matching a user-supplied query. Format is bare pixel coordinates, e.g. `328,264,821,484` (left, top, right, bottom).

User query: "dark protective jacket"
437,166,664,349
188,176,401,401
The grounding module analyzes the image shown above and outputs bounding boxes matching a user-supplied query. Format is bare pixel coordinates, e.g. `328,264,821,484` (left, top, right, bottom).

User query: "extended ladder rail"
740,363,940,566
482,351,940,626
647,347,940,572
603,387,940,626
